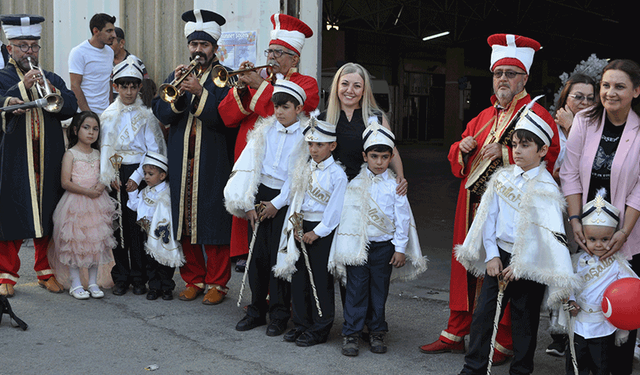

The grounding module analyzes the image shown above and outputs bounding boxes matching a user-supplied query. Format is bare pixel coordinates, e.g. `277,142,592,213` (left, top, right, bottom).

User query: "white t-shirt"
68,40,114,114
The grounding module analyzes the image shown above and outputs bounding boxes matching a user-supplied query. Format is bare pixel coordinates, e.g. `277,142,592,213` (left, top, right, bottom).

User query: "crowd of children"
18,44,640,374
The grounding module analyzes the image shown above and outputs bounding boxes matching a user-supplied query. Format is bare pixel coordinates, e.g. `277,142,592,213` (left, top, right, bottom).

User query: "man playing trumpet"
0,14,78,297
152,9,236,306
219,13,319,278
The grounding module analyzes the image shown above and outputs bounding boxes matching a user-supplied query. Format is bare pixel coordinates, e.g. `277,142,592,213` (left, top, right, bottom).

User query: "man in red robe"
218,13,319,268
419,34,560,364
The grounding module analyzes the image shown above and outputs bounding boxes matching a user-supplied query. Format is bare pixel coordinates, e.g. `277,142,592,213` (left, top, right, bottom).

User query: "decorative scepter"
564,302,579,375
109,154,124,248
237,203,264,307
289,212,323,317
486,274,509,375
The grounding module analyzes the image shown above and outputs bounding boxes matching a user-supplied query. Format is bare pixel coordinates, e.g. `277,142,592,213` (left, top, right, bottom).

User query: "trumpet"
26,57,64,113
211,64,275,88
158,56,203,103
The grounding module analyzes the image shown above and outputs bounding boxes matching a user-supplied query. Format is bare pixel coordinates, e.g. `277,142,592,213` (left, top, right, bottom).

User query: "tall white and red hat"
269,13,313,56
488,34,541,74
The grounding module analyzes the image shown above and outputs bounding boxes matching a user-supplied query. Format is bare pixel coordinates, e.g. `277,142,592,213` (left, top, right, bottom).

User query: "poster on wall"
218,30,258,70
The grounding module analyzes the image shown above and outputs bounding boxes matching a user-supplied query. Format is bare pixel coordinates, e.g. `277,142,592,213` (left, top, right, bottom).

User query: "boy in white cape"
328,121,427,356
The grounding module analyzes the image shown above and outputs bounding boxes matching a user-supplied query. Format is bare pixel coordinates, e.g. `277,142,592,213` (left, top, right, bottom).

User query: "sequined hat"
303,117,337,143
363,120,395,150
582,188,620,228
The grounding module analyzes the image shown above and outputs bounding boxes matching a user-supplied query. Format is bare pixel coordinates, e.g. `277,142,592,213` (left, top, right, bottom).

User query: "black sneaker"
545,340,566,357
369,331,387,354
342,334,359,356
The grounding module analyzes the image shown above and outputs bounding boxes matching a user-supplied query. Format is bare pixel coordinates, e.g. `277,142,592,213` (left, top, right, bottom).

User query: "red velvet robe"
446,90,559,312
219,68,319,257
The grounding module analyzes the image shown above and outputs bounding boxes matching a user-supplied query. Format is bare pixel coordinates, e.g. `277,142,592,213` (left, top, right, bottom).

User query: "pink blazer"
560,109,640,259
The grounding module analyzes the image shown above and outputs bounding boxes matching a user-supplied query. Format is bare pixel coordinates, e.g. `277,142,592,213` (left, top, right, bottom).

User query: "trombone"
26,57,64,113
158,56,203,103
0,97,59,113
211,64,275,88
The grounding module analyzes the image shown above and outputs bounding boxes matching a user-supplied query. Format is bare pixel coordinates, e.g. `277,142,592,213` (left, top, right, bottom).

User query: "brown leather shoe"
202,287,225,305
38,276,64,293
178,286,203,301
0,283,15,297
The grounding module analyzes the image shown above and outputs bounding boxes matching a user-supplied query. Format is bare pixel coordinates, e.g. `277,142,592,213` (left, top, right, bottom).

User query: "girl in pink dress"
50,111,119,300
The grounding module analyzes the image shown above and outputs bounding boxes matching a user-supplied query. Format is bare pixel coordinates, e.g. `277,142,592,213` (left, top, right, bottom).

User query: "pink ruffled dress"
49,148,118,286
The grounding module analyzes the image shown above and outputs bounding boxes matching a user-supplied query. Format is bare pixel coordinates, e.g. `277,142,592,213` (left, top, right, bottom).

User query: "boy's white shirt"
557,251,638,339
224,114,307,218
127,181,184,268
482,164,541,261
328,164,428,285
99,96,167,187
455,163,581,309
272,148,348,281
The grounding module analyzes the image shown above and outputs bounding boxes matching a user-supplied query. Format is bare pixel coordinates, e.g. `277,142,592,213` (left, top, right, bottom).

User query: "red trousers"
0,237,53,285
179,239,231,292
441,276,513,355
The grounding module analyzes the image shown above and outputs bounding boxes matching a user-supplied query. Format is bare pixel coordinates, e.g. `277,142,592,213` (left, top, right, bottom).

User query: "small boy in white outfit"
329,121,427,356
127,151,183,301
562,188,637,375
273,117,348,347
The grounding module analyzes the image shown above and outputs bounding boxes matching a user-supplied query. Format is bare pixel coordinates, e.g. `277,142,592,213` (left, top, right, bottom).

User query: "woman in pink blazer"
559,59,640,375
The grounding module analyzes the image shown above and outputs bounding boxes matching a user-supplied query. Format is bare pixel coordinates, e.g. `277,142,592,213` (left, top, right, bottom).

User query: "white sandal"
69,286,90,300
87,284,104,299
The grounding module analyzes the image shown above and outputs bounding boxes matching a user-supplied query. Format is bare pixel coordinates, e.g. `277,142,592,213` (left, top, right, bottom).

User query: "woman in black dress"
319,63,407,193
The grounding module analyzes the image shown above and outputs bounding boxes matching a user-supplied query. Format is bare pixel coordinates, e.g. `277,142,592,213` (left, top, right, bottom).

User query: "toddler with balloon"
563,188,639,375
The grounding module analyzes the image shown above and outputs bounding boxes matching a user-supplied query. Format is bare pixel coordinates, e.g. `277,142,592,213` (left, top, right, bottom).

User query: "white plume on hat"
582,188,620,228
362,120,395,150
303,116,337,143
514,95,553,146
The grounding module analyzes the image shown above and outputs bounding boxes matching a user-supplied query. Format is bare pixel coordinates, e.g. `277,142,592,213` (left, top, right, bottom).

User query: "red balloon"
602,278,640,330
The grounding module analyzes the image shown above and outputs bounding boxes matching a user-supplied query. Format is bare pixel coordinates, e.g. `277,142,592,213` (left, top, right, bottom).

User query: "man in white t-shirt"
68,13,116,115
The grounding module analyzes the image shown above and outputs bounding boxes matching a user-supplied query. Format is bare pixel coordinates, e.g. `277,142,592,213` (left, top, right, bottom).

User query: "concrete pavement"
2,144,639,374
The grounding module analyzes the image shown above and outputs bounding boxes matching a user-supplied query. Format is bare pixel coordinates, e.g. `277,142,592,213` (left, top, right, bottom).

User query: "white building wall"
52,0,120,88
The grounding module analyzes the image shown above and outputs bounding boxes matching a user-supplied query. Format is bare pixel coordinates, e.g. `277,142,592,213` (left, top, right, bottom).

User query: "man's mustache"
267,59,280,67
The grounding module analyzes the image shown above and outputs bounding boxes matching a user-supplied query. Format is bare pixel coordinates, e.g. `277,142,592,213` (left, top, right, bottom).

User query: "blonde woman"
319,63,407,194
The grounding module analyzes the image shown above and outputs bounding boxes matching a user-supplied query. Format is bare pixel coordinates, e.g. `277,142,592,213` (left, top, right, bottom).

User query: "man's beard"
15,56,36,73
494,81,524,104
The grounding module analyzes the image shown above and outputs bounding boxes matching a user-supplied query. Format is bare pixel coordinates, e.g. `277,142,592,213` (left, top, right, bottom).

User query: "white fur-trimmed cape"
99,97,165,187
143,186,185,268
327,164,427,285
455,163,581,308
223,114,308,218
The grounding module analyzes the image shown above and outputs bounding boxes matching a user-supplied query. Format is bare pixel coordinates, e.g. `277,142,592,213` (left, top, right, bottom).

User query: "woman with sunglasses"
552,74,597,180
